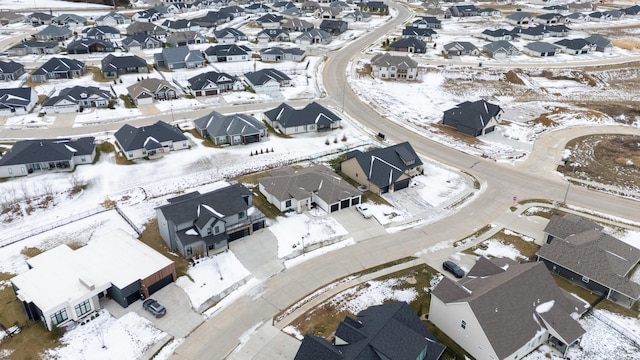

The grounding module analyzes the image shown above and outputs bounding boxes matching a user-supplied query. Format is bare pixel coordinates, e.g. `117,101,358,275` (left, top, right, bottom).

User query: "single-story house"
246,3,271,14
154,46,205,70
259,165,362,214
537,214,640,308
11,229,175,330
256,28,291,43
296,302,445,360
370,52,418,80
31,57,86,83
511,25,546,40
319,19,347,35
450,4,479,17
256,13,284,29
537,12,566,24
126,22,167,39
282,18,314,32
114,121,188,160
95,11,131,26
263,101,341,135
155,183,266,258
443,41,480,57
389,37,427,53
0,60,25,81
585,35,613,52
259,47,306,62
51,13,86,26
402,26,437,41
101,54,149,78
554,38,591,54
244,68,291,93
0,137,95,178
204,44,251,63
442,99,503,136
7,41,59,56
296,29,332,45
483,40,519,59
523,42,560,57
193,111,267,146
430,257,586,360
42,86,111,114
505,11,534,25
314,6,341,19
213,27,247,44
66,38,115,54
342,10,372,23
0,87,37,116
480,28,513,42
413,15,441,28
0,10,24,25
121,34,163,51
165,31,206,47
27,12,54,26
35,25,72,41
187,71,243,96
280,6,305,18
82,25,121,40
126,78,178,106
161,19,200,33
341,142,423,195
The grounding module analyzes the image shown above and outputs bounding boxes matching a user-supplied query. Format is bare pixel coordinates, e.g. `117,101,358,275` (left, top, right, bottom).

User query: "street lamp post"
563,161,578,204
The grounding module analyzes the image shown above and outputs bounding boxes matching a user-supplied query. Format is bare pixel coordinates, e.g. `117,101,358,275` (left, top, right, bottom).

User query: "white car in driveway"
355,204,373,219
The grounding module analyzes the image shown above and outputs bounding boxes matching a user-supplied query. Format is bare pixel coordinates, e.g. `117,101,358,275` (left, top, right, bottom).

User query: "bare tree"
40,180,54,197
68,174,85,194
4,185,17,204
20,182,31,203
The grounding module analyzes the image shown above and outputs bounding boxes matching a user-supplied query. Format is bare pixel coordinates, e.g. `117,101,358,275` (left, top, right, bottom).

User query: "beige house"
370,53,418,80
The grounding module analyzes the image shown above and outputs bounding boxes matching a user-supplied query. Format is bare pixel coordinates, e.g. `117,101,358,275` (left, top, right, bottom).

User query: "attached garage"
244,134,261,144
394,178,411,191
204,89,218,96
330,203,339,212
229,227,250,241
134,93,154,105
340,199,350,209
484,126,495,134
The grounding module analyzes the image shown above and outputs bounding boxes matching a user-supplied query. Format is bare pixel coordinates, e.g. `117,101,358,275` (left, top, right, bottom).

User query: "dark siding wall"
108,280,142,307
540,258,609,295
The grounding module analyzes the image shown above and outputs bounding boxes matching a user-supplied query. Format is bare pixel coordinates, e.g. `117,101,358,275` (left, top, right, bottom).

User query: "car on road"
143,298,166,318
442,260,465,278
355,204,373,219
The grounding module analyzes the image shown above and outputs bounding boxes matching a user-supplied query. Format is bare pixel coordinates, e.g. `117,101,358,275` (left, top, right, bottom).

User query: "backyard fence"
591,310,640,348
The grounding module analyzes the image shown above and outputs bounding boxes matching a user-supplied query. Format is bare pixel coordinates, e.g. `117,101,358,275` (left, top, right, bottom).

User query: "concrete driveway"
104,283,204,338
230,228,285,280
330,207,386,242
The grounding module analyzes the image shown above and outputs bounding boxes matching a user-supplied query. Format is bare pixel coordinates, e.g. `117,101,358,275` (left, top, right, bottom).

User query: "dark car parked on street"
143,298,166,318
443,260,465,278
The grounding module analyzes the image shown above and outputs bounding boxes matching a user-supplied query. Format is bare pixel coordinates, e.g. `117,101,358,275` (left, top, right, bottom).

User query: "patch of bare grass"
138,220,189,279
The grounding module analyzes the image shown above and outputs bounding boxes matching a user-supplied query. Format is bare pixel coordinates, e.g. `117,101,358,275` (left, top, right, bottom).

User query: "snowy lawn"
473,239,526,261
268,212,349,258
175,251,251,310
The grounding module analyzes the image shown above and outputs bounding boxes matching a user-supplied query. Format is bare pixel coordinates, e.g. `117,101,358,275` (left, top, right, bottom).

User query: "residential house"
479,7,500,17
132,8,164,22
281,6,305,18
193,111,266,145
191,11,231,28
505,11,534,25
7,41,59,56
95,12,131,26
585,35,613,52
442,99,502,136
511,25,546,41
296,29,332,45
623,5,640,16
538,214,640,307
11,229,175,330
358,1,388,14
537,12,565,24
319,19,348,35
35,25,72,41
41,86,112,114
450,4,479,17
604,10,625,20
543,5,569,12
272,1,296,12
101,54,149,78
246,3,272,14
213,28,247,44
566,12,590,23
187,71,243,96
126,22,167,39
545,24,572,37
166,2,192,14
483,40,519,59
295,302,445,360
412,16,441,29
245,68,291,93
204,44,251,62
588,11,611,22
370,52,418,80
154,47,205,69
126,78,178,105
0,60,25,81
389,37,427,53
82,25,121,40
282,18,314,32
425,7,452,19
554,38,590,54
0,88,37,116
341,142,422,195
114,121,187,160
567,2,594,12
342,10,372,23
402,26,437,41
523,42,559,57
301,1,321,14
314,7,341,19
31,57,86,83
27,12,54,26
161,19,200,33
256,13,284,29
0,11,24,25
259,165,362,214
67,38,115,54
165,31,206,47
263,101,341,135
155,183,266,258
121,34,163,51
329,1,350,11
430,257,586,360
257,28,291,43
51,13,87,27
480,28,513,41
259,47,306,62
0,136,95,177
443,41,479,57
220,5,246,18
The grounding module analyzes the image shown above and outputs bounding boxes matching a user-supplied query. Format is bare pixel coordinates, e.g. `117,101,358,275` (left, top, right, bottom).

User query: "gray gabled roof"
82,25,120,37
264,101,340,128
102,54,148,72
370,52,417,69
296,28,332,41
443,100,502,131
259,47,305,56
95,11,130,22
258,165,360,204
0,60,24,74
443,41,478,52
402,26,437,37
32,57,85,77
214,27,246,39
9,41,58,50
389,36,426,50
483,40,518,54
204,44,251,57
257,13,283,23
585,35,612,48
37,25,72,37
554,38,590,50
432,258,586,359
187,71,239,90
0,137,95,166
155,183,252,226
121,34,161,47
155,46,204,65
67,38,114,53
193,111,265,138
525,41,560,53
543,214,603,239
0,88,34,112
42,86,111,107
126,78,176,99
257,28,290,40
344,142,423,189
506,11,533,20
114,120,186,152
244,68,291,86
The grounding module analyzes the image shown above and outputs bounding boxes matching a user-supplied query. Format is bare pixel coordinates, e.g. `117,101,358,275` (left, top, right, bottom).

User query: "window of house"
214,225,220,234
128,152,133,158
461,320,466,329
207,227,212,235
8,168,12,175
183,141,187,147
51,308,68,326
74,299,91,317
186,247,192,256
285,200,292,207
239,211,245,218
582,276,590,283
80,156,86,162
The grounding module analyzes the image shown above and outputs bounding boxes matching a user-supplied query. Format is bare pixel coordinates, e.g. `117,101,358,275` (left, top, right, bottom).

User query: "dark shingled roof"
543,214,602,240
114,121,187,152
344,142,422,190
244,68,291,86
193,111,265,138
0,137,95,166
264,101,340,128
442,99,502,132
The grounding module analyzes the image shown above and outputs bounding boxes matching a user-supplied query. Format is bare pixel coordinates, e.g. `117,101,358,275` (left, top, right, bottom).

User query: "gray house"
0,137,95,178
585,35,613,52
154,47,205,69
256,28,291,43
187,71,243,96
7,41,59,56
523,42,560,57
42,86,112,114
31,57,86,83
0,60,25,81
537,214,640,308
319,19,348,35
126,78,177,105
95,11,131,26
51,13,87,26
370,52,418,80
263,102,341,135
213,28,247,44
193,111,267,145
244,68,291,93
155,183,266,258
204,44,251,63
0,87,37,116
389,37,427,53
35,25,73,41
259,165,362,213
260,47,306,62
82,25,121,40
114,121,188,160
66,38,115,54
165,31,206,47
296,29,332,45
101,54,149,78
402,26,437,41
554,38,590,54
121,34,162,51
483,40,519,59
442,99,503,136
443,41,479,57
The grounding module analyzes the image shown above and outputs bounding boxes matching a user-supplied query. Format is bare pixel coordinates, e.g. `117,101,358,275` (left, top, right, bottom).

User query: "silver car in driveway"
143,298,166,318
